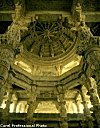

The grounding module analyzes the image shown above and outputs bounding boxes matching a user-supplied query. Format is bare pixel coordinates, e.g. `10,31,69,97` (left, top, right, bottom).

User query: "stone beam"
11,63,82,90
84,12,100,22
0,11,100,22
12,77,31,90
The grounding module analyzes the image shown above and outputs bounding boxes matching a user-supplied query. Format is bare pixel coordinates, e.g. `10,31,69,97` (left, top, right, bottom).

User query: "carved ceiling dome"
22,16,76,64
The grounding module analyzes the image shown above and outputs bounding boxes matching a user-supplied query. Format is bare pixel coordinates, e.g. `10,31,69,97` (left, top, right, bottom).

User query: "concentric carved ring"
34,21,61,43
23,19,76,64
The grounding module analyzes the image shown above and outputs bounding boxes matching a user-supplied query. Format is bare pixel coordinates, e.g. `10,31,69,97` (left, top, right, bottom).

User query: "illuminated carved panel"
35,101,59,113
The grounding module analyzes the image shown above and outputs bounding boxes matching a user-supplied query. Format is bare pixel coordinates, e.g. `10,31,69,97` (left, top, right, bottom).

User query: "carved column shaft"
75,100,80,113
1,86,13,124
58,95,68,128
87,77,100,128
27,99,38,123
75,6,100,127
27,101,36,117
26,86,38,123
80,88,94,128
81,75,100,127
0,46,16,107
58,94,67,115
80,89,90,115
13,100,18,113
76,22,100,98
0,86,6,106
88,87,100,128
5,90,13,113
94,72,100,99
0,23,22,105
56,85,68,128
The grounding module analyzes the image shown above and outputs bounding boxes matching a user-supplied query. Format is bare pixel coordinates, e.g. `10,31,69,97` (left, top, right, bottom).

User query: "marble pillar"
1,87,13,123
26,86,38,124
81,75,100,127
75,100,81,113
56,85,68,128
0,47,14,106
26,100,36,123
76,19,100,98
0,18,23,106
80,88,94,128
13,100,18,113
88,88,100,128
75,18,100,127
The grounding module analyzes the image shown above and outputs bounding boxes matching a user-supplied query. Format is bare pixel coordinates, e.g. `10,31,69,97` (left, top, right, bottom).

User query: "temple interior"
0,0,100,128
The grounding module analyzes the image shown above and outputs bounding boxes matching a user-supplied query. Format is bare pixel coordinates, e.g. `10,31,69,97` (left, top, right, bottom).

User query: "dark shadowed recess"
0,21,12,34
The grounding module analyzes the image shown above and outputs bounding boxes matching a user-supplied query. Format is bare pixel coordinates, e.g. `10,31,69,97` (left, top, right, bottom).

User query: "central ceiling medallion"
34,22,61,44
